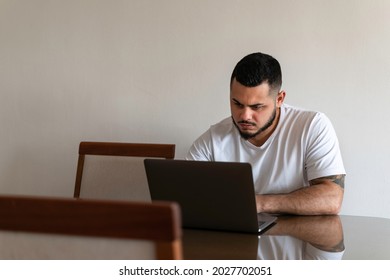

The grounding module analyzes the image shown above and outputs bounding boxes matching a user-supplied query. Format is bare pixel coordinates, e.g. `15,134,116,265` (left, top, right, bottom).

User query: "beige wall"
1,0,389,218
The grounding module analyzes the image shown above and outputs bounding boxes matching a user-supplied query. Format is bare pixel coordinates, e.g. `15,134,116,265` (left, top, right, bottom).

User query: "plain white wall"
1,0,389,218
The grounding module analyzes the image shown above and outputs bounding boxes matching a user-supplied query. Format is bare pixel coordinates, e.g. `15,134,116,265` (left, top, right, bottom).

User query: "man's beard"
232,107,277,140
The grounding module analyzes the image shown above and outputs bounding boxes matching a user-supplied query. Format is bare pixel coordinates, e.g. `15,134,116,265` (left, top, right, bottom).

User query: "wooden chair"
73,141,175,200
0,195,182,259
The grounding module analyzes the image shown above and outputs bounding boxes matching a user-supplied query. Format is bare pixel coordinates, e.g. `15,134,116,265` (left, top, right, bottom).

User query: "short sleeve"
305,113,346,181
186,130,214,161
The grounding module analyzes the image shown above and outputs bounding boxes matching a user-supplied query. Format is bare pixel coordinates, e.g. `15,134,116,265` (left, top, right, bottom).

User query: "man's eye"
251,105,263,110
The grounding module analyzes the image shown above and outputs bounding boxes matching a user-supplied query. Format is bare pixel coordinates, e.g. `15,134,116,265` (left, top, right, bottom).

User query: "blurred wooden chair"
73,141,175,200
0,195,182,259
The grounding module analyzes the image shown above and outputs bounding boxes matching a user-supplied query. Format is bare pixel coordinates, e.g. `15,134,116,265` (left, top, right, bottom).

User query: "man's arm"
256,174,345,215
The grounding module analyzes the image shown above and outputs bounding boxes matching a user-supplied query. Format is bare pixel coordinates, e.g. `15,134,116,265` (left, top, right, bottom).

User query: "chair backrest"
0,195,182,259
74,142,175,200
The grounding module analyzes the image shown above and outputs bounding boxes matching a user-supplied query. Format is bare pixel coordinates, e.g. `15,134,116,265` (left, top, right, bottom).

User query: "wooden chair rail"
0,195,181,242
78,142,175,158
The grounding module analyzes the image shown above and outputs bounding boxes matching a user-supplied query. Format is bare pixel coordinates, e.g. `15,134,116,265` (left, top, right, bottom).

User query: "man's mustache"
238,120,256,126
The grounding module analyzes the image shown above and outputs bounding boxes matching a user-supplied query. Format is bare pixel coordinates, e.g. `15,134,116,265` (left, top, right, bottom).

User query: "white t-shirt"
186,104,345,194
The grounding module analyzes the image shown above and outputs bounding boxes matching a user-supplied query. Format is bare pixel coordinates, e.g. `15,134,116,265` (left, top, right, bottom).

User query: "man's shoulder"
283,103,320,115
205,117,240,144
209,117,234,132
282,104,327,124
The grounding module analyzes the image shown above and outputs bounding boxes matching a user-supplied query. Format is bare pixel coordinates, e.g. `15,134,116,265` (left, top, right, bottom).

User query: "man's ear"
276,90,286,107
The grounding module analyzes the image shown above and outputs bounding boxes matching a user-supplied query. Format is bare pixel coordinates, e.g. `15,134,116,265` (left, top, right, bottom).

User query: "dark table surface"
182,215,390,260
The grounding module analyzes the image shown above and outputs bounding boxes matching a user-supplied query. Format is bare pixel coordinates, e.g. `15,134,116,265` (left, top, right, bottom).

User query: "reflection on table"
183,215,390,260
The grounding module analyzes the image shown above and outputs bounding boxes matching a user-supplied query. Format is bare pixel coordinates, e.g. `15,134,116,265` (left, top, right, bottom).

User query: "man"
186,52,345,215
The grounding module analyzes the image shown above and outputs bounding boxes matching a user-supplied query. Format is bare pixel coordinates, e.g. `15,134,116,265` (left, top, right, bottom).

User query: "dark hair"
230,52,282,92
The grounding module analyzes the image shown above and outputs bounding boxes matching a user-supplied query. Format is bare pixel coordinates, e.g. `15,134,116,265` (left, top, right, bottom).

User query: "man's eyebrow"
232,98,264,107
232,98,242,104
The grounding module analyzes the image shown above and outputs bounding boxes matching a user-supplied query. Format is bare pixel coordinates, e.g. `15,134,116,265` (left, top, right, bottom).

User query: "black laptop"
144,159,277,234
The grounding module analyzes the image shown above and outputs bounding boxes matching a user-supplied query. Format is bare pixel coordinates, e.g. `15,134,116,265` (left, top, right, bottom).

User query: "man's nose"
240,107,252,120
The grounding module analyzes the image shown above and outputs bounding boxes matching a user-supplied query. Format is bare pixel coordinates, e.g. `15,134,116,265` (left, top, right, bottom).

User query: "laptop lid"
144,159,276,234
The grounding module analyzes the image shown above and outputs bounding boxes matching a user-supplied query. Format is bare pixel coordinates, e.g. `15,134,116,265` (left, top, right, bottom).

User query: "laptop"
144,159,277,234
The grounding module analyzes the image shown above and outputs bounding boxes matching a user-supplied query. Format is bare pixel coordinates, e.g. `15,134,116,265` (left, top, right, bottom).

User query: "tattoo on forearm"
310,174,345,189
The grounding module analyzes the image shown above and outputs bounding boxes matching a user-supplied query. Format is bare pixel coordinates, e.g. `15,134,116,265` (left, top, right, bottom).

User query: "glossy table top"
182,215,390,260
